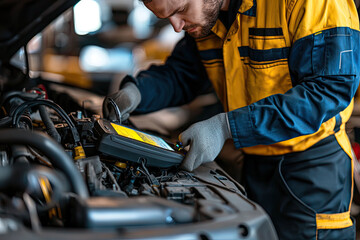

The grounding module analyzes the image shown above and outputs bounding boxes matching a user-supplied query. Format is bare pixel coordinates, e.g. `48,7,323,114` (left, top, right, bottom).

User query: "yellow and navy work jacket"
133,0,360,157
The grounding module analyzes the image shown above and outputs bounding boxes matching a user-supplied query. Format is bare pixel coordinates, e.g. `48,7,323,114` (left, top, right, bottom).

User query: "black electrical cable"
24,45,30,80
11,99,80,144
17,113,33,130
12,100,74,128
141,159,151,177
12,100,78,142
38,105,61,143
136,167,151,184
0,91,40,107
107,97,122,123
0,129,88,198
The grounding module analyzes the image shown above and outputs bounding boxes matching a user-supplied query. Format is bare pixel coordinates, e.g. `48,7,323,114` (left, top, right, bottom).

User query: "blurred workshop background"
22,0,227,153
25,0,182,99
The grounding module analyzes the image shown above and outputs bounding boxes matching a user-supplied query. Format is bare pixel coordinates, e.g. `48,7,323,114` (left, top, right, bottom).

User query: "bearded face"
184,0,223,38
144,0,224,39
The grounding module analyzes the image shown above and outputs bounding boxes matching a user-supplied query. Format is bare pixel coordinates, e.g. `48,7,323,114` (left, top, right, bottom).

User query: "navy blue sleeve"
134,34,211,113
228,27,360,148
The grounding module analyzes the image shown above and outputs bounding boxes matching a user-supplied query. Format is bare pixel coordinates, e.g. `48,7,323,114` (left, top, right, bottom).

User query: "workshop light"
79,45,133,72
80,45,109,70
74,0,102,35
128,2,153,39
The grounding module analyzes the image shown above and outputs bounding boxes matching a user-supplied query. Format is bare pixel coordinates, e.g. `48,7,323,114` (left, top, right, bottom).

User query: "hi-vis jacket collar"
210,0,256,39
239,0,256,16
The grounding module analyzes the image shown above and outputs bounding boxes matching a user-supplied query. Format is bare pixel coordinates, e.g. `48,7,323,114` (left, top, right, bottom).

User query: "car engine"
0,84,277,240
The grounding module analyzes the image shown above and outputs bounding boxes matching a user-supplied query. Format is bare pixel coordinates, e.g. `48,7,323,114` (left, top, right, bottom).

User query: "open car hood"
0,0,79,62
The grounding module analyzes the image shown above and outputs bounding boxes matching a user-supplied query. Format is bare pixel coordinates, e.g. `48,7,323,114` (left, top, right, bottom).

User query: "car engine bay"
0,87,277,239
0,0,277,239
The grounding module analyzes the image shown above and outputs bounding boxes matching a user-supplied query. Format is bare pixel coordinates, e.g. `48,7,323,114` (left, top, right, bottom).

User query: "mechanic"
103,0,360,239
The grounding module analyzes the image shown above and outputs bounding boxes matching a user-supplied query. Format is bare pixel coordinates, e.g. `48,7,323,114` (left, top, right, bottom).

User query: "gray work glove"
179,113,232,172
102,82,141,123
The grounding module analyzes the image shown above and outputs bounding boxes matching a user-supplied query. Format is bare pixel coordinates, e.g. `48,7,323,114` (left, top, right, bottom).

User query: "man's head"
141,0,227,39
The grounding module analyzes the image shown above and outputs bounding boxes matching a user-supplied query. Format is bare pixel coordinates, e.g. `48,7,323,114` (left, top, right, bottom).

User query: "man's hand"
102,82,141,123
179,113,232,171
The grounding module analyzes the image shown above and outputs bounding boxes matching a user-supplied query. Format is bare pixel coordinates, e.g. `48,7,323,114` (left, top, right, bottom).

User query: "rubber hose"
0,129,88,198
0,117,12,128
39,105,61,143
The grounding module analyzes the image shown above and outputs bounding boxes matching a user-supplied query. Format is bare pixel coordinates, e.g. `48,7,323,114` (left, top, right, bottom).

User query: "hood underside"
0,0,79,62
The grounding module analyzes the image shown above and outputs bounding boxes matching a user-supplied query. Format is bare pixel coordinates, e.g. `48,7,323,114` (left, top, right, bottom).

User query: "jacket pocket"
239,28,293,103
243,27,289,69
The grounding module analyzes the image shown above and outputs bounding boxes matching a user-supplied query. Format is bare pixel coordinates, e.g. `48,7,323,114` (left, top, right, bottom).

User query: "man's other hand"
179,113,232,171
102,82,141,123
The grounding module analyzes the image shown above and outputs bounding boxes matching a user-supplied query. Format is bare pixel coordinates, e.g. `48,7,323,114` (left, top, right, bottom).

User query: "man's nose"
169,16,185,33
